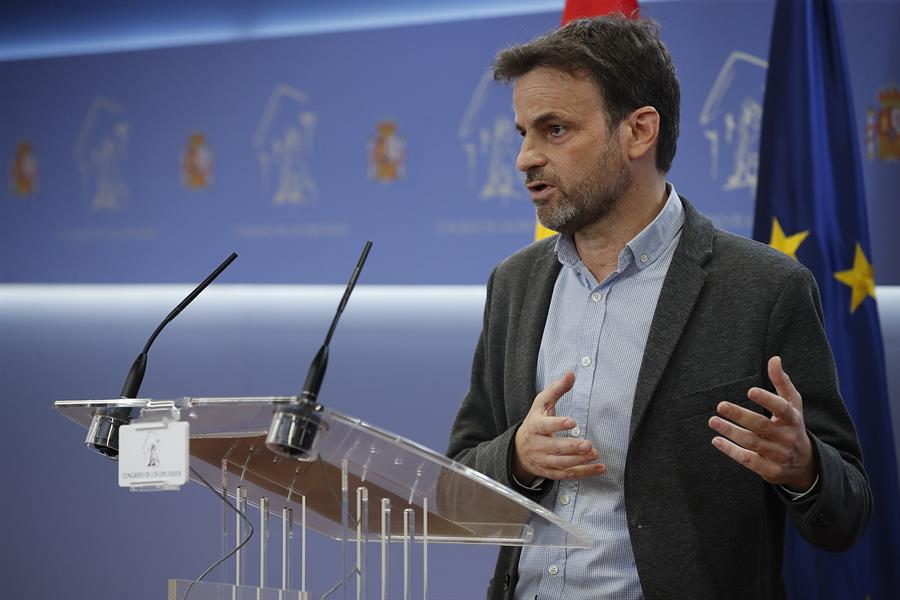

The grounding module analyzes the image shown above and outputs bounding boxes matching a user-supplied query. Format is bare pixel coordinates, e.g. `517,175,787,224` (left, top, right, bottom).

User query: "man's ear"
624,106,660,162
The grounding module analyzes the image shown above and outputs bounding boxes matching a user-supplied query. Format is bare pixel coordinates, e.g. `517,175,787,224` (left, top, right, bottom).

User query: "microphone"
85,252,238,458
266,241,372,459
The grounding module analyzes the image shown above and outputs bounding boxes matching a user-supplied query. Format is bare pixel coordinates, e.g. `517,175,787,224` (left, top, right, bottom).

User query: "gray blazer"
447,198,870,599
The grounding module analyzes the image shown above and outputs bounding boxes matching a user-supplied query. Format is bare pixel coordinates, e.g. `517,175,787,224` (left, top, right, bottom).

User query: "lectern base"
167,579,308,600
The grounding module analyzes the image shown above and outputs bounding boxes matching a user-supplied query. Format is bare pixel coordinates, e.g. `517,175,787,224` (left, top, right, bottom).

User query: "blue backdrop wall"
2,1,899,599
3,0,899,285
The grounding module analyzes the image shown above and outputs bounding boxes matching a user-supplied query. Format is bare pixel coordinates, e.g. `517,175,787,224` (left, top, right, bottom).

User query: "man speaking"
447,16,870,600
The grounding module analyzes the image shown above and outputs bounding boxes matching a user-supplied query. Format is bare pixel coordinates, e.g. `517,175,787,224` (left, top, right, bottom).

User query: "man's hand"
512,372,607,485
708,356,818,492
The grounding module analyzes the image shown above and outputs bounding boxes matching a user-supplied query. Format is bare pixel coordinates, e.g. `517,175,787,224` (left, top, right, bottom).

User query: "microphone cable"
182,466,255,600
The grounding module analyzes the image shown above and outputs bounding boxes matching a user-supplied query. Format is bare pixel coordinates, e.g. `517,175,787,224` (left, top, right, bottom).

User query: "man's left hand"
708,356,818,492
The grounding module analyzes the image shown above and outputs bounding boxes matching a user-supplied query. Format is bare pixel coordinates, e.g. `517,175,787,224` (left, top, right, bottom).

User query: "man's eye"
549,125,567,137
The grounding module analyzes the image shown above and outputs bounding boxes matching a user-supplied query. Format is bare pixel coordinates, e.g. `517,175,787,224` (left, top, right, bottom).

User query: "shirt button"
548,564,559,576
590,291,602,302
581,355,591,367
571,426,581,437
560,494,570,505
640,254,648,263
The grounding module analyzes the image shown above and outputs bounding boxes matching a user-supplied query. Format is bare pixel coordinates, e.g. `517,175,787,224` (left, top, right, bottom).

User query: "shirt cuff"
512,472,546,491
779,475,819,501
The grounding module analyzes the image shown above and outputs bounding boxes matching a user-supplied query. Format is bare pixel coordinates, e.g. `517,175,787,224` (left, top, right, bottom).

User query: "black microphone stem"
300,241,372,402
323,241,372,347
120,252,238,399
143,252,238,355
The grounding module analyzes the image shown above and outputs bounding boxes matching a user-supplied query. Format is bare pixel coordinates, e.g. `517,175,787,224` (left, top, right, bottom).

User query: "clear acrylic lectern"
55,396,590,599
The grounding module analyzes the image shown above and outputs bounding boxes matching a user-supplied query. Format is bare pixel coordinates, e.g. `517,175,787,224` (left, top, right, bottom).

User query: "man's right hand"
512,372,607,484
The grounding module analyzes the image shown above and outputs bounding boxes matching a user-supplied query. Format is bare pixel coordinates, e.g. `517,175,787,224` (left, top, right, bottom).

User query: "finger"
716,401,780,439
541,460,607,481
746,387,796,425
711,436,777,481
533,448,600,471
532,414,577,436
768,356,802,410
537,437,594,456
534,372,576,416
708,416,789,463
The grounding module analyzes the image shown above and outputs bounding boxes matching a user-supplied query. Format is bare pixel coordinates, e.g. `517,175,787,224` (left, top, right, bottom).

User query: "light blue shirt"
516,187,684,600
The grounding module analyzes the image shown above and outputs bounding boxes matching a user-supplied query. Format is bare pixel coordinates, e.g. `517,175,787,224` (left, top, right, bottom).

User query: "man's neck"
573,178,668,282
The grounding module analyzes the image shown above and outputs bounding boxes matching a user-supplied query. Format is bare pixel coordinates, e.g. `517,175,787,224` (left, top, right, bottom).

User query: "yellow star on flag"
834,242,877,313
535,221,556,241
768,217,810,260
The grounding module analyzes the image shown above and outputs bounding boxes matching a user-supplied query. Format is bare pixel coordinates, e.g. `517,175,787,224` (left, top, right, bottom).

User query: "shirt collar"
554,183,684,274
625,183,683,271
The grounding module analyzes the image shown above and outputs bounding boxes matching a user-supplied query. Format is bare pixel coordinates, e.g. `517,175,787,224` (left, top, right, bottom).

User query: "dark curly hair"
493,16,680,173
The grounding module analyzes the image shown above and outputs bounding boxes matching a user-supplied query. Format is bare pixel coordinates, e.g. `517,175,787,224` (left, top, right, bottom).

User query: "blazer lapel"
511,240,562,413
629,198,714,443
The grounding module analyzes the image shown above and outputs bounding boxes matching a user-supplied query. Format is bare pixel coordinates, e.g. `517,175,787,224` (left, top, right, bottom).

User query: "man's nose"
516,136,548,173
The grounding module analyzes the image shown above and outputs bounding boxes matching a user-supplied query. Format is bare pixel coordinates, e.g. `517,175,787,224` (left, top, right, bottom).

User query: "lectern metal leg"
235,485,248,598
260,496,270,596
301,495,308,599
356,487,369,600
380,499,391,600
221,459,229,585
282,507,293,592
341,459,350,600
422,497,428,600
403,508,415,600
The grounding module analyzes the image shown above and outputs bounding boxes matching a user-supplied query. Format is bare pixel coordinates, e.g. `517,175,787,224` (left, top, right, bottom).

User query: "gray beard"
537,197,581,234
536,162,631,235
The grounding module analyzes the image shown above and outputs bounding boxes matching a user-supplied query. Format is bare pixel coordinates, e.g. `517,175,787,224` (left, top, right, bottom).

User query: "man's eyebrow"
515,112,566,134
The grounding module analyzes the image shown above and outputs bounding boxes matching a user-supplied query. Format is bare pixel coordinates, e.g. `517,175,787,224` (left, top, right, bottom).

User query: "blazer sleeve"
765,267,872,551
446,268,551,500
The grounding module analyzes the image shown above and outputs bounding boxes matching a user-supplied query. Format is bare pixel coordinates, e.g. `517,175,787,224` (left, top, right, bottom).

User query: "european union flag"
753,0,900,597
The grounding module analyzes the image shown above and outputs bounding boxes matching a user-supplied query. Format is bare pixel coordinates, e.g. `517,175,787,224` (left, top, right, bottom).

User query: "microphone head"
265,396,326,460
84,408,132,459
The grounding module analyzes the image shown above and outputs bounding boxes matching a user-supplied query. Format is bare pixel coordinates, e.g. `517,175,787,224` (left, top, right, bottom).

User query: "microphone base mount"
85,408,132,459
266,396,326,461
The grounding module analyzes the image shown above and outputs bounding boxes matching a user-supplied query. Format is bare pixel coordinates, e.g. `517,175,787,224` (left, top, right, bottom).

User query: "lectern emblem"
142,432,161,468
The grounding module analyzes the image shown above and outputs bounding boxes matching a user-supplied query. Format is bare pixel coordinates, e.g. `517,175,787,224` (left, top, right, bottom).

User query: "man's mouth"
526,181,556,200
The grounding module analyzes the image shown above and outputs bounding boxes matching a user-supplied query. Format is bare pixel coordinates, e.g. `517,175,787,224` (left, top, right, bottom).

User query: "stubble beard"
532,145,632,236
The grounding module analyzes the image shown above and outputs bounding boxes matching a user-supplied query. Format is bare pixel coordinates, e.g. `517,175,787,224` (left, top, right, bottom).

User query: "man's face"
513,67,631,234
